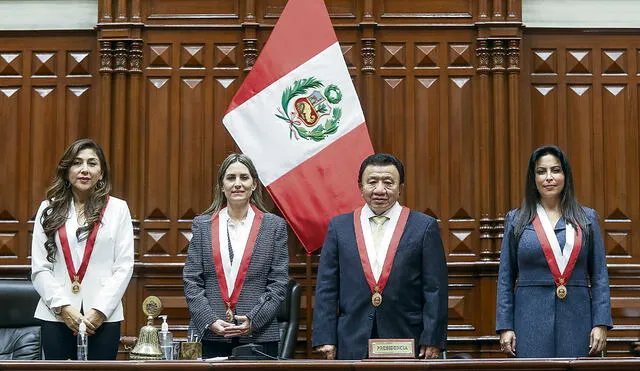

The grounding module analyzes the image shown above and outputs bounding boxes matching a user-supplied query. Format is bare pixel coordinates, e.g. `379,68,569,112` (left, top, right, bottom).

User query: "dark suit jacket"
312,209,448,359
183,211,289,343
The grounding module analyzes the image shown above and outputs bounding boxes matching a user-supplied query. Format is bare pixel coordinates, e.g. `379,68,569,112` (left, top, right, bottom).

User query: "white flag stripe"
223,42,365,186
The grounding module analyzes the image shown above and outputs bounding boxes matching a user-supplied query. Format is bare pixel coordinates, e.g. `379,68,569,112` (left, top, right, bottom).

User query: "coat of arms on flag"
276,77,343,141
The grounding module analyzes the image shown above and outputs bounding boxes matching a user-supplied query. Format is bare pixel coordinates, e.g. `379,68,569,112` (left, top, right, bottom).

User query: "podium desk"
0,358,639,371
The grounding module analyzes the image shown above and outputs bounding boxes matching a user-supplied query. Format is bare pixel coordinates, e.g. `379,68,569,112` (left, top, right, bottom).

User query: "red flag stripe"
266,123,373,252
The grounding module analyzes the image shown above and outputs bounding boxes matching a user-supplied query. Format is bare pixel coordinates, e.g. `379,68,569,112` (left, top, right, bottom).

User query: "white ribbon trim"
536,204,575,274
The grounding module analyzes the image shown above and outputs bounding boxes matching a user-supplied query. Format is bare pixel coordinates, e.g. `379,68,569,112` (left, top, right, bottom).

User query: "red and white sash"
211,205,263,318
58,196,110,294
354,206,409,303
532,204,583,293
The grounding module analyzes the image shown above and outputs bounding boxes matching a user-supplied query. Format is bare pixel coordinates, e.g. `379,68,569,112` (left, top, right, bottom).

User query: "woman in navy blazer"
31,139,134,360
496,145,612,357
183,153,288,359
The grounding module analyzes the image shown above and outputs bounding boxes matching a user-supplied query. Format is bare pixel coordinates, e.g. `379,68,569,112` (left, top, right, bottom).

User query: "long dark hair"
512,145,589,240
203,153,268,215
41,139,111,263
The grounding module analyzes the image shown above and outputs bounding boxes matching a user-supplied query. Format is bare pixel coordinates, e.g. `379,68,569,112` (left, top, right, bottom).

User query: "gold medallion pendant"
71,276,81,294
225,307,234,322
371,292,382,307
556,284,567,299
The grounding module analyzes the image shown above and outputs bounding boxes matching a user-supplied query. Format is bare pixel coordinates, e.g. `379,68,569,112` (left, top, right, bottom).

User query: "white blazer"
31,196,134,322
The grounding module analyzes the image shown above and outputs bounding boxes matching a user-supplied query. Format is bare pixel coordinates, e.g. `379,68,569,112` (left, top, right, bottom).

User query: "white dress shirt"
67,201,89,271
360,202,402,281
218,206,255,295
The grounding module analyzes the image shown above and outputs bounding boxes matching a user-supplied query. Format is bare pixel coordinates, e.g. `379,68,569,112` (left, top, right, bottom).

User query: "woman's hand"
499,330,517,357
84,309,106,333
60,306,95,335
223,315,252,338
589,326,607,355
209,319,234,336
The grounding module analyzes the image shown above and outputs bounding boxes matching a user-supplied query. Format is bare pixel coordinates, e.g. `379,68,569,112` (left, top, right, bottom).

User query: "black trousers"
202,337,279,359
41,320,121,360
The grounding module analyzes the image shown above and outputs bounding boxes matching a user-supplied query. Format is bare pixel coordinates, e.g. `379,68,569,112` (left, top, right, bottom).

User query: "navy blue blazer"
312,210,448,359
496,207,613,357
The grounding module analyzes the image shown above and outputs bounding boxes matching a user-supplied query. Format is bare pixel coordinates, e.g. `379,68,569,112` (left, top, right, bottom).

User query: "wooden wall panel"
144,77,171,221
65,86,93,141
414,77,441,217
380,77,407,159
178,77,206,220
447,76,476,258
530,84,558,145
566,85,594,205
0,87,20,223
0,34,96,268
377,0,474,24
30,87,60,214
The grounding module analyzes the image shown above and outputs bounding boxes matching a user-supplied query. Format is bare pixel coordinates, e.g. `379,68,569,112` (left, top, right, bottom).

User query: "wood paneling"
1,0,639,360
0,33,96,266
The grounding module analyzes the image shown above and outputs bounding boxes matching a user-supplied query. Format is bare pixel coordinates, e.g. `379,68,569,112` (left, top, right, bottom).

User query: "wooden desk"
1,359,639,371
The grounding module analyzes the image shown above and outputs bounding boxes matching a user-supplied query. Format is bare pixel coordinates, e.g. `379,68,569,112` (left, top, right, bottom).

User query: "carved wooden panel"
522,32,640,351
0,34,96,266
259,0,358,24
522,33,640,266
143,0,241,25
378,0,474,23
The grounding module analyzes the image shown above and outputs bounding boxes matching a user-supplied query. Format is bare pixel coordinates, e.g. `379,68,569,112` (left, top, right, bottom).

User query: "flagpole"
306,251,313,357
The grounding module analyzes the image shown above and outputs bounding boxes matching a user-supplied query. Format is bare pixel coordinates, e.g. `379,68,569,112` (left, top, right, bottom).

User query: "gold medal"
372,292,382,307
556,284,567,299
225,303,234,322
71,276,81,294
372,286,382,307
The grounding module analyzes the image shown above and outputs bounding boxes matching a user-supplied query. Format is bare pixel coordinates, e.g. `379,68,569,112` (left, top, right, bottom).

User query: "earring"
97,179,104,188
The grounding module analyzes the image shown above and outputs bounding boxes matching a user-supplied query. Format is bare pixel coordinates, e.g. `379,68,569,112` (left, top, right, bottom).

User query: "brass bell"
130,296,164,360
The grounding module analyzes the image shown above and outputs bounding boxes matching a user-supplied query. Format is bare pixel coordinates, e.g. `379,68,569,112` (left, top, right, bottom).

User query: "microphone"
229,343,278,360
228,294,276,360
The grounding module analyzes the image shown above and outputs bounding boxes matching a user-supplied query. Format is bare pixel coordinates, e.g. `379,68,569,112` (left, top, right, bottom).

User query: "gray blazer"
183,211,289,343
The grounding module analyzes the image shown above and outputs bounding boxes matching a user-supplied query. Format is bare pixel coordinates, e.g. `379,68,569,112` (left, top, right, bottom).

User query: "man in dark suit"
312,153,448,360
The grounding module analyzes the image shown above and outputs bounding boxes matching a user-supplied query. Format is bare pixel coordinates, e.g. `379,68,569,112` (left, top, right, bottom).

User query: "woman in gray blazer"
183,153,289,358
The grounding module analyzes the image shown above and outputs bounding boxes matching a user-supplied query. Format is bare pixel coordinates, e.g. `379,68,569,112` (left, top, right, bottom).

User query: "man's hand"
315,344,336,360
419,345,440,359
224,315,252,338
209,319,234,336
500,330,517,357
589,326,607,355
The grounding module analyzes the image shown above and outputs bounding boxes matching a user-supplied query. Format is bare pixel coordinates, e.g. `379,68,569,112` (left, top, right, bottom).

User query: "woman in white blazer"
31,138,134,360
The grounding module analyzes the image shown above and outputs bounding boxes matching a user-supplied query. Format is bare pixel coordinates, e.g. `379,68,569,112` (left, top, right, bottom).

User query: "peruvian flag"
222,0,373,253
